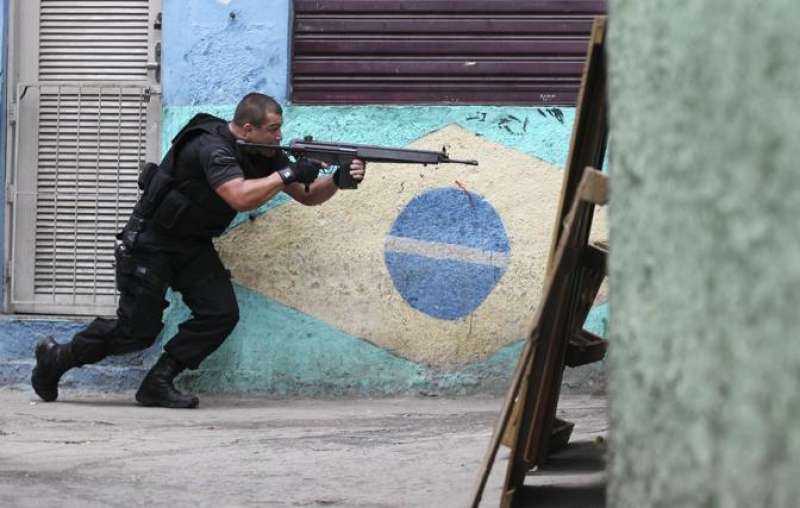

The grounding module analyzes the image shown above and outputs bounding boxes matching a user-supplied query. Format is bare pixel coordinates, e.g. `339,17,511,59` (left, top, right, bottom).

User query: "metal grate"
11,82,149,313
39,0,150,81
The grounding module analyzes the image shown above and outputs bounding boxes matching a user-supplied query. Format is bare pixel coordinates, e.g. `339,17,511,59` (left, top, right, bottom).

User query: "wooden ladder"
470,15,609,508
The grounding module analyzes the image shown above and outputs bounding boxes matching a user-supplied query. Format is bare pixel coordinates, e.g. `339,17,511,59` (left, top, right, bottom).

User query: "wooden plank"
526,169,607,465
580,244,607,273
504,16,608,453
497,182,599,506
593,239,609,252
496,14,608,459
472,171,607,507
565,329,607,367
469,339,534,508
502,179,608,447
499,170,607,507
470,17,609,507
546,16,608,273
576,166,609,206
500,364,526,449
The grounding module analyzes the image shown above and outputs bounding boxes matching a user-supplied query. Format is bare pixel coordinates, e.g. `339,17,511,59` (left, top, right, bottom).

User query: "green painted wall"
608,1,800,506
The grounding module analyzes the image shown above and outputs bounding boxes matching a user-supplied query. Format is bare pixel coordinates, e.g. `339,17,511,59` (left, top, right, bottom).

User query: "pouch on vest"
151,188,193,232
114,241,136,291
138,161,159,191
123,113,228,242
139,168,175,217
150,187,212,238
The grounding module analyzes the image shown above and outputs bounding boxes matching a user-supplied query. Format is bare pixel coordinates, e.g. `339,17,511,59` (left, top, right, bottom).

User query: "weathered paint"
167,284,609,396
0,103,608,394
216,123,608,368
385,187,510,320
162,0,290,105
0,300,606,397
164,104,576,168
0,103,609,394
0,0,610,397
165,102,606,391
0,317,156,391
608,0,800,506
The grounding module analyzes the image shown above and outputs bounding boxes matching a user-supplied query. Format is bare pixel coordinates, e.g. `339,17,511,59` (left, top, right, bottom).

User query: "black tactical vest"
120,113,234,247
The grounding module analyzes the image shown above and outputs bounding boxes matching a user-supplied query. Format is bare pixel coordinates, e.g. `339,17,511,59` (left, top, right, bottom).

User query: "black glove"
277,158,323,190
332,160,365,190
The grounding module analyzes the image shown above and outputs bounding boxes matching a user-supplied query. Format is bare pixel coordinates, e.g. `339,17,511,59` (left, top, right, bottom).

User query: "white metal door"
6,0,162,315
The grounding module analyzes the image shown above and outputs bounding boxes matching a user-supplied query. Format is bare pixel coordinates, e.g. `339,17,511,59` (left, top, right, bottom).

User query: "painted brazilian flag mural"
155,104,610,395
156,106,605,395
204,116,607,373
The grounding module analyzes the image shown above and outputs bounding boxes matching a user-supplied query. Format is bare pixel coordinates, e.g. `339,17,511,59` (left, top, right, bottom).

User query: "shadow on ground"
518,440,606,508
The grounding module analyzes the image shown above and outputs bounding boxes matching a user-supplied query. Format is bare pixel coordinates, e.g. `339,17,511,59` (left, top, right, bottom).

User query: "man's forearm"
234,173,286,211
291,175,338,206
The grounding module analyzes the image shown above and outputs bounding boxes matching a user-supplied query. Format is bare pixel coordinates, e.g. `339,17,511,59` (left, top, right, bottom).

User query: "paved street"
0,388,606,507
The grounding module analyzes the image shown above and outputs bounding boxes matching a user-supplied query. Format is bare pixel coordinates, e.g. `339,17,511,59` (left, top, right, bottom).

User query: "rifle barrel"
446,158,479,166
236,139,478,165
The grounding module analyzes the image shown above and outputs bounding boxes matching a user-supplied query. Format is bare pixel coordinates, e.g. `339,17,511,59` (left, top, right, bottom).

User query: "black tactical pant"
70,236,239,370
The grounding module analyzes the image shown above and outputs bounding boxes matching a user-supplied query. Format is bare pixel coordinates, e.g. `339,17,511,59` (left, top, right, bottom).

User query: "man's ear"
241,123,255,140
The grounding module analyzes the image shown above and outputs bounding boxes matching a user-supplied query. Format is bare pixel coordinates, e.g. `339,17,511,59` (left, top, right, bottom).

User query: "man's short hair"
233,93,283,127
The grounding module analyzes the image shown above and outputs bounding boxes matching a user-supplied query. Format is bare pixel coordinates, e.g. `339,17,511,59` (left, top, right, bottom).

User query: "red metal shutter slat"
291,0,607,105
293,1,606,15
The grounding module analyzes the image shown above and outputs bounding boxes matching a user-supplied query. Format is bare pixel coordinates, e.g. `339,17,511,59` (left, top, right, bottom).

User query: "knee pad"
116,249,168,296
113,250,170,354
116,293,166,346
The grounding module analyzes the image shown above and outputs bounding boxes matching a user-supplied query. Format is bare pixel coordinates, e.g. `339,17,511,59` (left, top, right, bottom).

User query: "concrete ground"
0,388,606,507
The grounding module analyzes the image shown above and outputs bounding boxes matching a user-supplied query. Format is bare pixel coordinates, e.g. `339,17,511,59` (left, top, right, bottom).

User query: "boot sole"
135,392,199,409
31,367,58,402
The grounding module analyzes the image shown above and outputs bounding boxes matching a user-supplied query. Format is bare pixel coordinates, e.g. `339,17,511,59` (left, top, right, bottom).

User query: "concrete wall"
0,0,609,397
607,0,800,505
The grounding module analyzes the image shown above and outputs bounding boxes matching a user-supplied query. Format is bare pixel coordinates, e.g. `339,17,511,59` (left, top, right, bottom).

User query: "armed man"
30,92,366,409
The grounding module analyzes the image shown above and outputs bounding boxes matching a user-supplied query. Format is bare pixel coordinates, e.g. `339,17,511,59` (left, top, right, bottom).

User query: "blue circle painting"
384,188,510,320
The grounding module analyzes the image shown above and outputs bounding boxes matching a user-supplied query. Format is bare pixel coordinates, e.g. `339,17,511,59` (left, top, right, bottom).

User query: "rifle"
236,136,478,189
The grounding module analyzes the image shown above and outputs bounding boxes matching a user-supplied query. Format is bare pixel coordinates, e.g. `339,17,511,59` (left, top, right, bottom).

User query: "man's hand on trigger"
349,159,366,183
333,159,367,188
278,158,324,187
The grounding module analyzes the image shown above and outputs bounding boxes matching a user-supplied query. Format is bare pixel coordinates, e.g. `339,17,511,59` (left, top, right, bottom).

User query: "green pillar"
607,1,800,506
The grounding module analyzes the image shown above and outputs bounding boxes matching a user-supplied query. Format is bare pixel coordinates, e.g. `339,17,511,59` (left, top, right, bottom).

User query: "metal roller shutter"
291,0,607,105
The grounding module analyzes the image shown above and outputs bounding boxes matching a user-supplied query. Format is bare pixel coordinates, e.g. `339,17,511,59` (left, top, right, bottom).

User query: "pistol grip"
336,159,359,190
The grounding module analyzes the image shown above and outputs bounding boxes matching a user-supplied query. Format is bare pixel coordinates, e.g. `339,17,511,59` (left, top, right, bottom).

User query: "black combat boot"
135,353,199,409
31,336,77,402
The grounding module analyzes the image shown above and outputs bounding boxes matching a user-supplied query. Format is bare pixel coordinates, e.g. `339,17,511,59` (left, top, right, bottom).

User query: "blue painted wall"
162,0,290,106
386,188,510,320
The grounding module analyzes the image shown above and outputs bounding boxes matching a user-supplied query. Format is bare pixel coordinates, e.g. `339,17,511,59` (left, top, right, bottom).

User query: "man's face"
243,111,283,155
